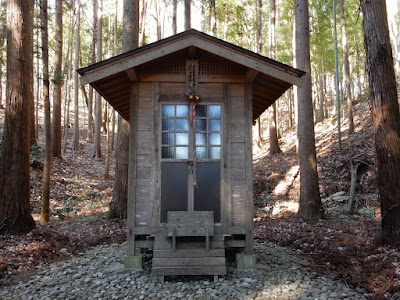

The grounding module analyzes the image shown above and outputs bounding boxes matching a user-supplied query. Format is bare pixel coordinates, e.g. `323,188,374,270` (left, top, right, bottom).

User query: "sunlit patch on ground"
271,200,299,216
273,165,299,196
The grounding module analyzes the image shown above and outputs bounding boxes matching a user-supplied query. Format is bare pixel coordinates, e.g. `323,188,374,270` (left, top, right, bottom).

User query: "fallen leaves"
253,102,400,299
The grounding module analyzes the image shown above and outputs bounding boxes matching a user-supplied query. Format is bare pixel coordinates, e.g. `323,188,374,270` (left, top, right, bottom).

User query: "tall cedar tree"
87,0,97,143
73,1,81,150
185,0,191,30
173,0,177,35
0,0,36,234
109,0,139,218
51,0,63,158
0,5,6,109
254,0,263,149
92,0,102,158
268,0,282,155
294,0,322,219
340,0,354,135
40,0,51,224
361,0,400,243
210,0,216,35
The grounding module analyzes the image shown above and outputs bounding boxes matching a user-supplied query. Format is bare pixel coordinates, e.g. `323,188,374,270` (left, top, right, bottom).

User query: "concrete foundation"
124,255,143,270
236,253,256,270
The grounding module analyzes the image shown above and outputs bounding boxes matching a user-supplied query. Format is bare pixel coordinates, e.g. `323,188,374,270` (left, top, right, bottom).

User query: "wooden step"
153,241,224,250
152,243,227,276
152,265,227,276
154,232,224,242
153,248,225,258
152,257,226,268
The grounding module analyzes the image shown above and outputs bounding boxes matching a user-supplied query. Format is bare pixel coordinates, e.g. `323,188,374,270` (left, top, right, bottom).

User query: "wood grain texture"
126,82,139,256
167,211,214,237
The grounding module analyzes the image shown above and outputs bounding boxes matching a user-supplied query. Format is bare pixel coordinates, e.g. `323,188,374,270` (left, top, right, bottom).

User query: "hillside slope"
253,101,400,299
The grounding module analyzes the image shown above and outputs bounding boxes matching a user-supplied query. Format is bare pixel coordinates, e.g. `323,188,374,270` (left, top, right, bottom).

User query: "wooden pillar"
151,82,161,226
125,82,141,268
244,82,254,255
221,83,232,226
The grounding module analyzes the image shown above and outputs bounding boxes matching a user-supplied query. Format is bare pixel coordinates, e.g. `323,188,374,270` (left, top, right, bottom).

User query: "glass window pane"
209,133,221,145
196,147,207,159
195,133,207,145
176,147,188,159
162,133,174,145
162,147,174,158
195,105,207,117
209,105,221,118
195,119,206,131
176,105,189,117
209,147,220,159
176,133,189,145
209,119,221,132
162,118,174,131
162,104,175,117
176,119,189,131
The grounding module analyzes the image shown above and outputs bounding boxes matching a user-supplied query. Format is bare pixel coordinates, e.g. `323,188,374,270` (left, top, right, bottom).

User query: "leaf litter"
1,102,399,299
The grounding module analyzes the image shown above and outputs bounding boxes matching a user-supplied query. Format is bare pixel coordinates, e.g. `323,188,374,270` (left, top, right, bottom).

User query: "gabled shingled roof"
77,29,305,122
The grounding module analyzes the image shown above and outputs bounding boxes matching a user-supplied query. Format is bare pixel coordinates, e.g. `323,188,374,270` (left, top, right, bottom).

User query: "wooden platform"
151,227,227,278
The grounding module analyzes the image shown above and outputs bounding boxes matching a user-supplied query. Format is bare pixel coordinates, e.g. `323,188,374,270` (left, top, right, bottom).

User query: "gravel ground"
0,242,371,300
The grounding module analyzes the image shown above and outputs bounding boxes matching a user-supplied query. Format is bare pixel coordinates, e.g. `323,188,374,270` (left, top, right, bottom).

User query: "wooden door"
160,103,222,222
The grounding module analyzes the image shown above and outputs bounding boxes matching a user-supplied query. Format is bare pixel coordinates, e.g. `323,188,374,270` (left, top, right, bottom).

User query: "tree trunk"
253,0,263,149
173,0,177,35
52,0,63,157
340,0,354,135
92,0,102,158
317,73,325,122
257,0,262,54
40,0,51,225
268,0,281,155
152,0,161,40
51,0,63,158
31,9,37,146
0,57,2,109
268,104,281,154
288,87,293,129
184,0,191,30
361,0,400,244
0,9,5,110
111,1,117,151
111,108,116,151
254,117,262,149
139,0,147,46
0,0,36,234
105,104,110,178
323,71,329,118
210,0,216,36
73,1,80,150
294,0,322,220
109,0,139,218
109,116,130,218
87,0,97,143
63,66,72,153
35,16,40,141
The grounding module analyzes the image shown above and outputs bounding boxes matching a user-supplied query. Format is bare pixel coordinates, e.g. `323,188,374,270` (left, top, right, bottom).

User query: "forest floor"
0,100,399,299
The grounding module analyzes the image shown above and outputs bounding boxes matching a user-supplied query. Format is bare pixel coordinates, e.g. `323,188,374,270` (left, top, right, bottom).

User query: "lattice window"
138,51,245,76
198,52,246,76
138,55,186,75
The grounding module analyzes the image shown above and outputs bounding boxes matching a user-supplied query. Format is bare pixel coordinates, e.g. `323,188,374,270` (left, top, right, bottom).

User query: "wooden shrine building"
78,29,304,280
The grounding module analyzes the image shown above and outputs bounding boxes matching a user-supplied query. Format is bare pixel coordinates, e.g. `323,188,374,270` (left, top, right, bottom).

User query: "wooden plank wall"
135,82,155,226
229,84,247,226
132,80,250,231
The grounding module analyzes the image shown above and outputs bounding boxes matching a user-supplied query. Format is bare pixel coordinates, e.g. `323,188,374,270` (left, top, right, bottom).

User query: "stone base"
124,255,143,270
236,253,256,270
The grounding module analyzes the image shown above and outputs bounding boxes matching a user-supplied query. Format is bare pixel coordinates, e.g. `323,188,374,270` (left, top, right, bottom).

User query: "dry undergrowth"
1,102,400,298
